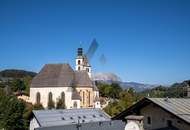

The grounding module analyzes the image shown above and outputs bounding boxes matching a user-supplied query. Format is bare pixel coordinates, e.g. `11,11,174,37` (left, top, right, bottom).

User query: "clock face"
125,121,140,130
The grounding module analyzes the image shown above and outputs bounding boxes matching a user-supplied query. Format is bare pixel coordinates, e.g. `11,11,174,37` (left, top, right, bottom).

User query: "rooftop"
35,120,125,130
113,98,190,125
33,108,111,127
31,64,94,88
149,98,190,125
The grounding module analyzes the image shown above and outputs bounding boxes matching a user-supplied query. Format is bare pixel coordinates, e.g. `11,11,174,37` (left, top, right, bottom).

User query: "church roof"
74,71,93,87
72,90,81,100
31,64,93,88
93,85,99,91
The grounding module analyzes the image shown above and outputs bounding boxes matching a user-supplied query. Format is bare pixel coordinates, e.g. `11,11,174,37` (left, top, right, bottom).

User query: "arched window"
48,92,53,103
61,92,65,103
78,67,80,71
74,101,78,108
83,91,85,104
36,92,41,104
78,60,81,65
88,91,91,105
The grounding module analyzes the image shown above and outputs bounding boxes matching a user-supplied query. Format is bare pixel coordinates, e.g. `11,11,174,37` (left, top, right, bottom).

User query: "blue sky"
0,0,190,85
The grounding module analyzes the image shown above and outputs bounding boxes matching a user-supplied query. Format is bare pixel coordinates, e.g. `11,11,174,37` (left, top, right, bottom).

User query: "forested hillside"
98,80,190,117
0,69,37,95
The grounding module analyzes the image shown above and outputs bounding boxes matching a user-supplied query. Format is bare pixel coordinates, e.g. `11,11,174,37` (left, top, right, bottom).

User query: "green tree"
33,103,44,110
48,100,55,109
0,88,28,130
23,76,32,95
56,98,66,109
10,79,26,92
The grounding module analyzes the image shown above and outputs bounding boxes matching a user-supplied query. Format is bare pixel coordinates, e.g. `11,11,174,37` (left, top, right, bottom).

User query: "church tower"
76,48,92,78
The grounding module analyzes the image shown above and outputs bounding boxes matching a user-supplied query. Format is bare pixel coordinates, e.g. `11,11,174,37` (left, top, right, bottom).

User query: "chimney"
125,115,144,130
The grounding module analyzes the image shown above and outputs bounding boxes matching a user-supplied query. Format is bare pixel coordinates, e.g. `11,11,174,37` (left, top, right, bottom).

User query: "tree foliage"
142,83,187,98
56,98,66,109
48,100,55,109
0,88,28,130
33,103,44,110
97,83,123,99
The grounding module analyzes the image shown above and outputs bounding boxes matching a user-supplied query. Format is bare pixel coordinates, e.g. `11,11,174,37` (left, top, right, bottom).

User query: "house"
113,98,190,130
30,108,125,130
29,48,100,109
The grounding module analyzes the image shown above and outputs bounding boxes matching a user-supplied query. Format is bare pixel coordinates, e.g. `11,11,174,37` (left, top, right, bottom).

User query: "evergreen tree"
56,98,66,109
48,100,55,109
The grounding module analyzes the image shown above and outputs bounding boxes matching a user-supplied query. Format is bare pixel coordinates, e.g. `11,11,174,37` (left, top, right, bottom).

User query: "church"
29,48,100,109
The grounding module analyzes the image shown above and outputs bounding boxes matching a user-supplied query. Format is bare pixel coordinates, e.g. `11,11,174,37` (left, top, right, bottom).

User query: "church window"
78,60,81,65
78,67,80,70
36,92,41,104
88,91,91,105
61,92,65,103
83,91,85,104
48,92,53,103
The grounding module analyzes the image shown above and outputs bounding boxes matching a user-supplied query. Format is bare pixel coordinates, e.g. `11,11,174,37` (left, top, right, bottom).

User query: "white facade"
30,87,73,108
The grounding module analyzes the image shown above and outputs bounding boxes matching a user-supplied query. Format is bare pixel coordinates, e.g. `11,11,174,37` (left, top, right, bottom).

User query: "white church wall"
30,87,73,108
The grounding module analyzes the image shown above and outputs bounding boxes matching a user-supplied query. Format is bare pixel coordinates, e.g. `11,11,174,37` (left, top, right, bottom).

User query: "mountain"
119,81,155,92
93,72,122,82
93,72,155,92
0,69,37,78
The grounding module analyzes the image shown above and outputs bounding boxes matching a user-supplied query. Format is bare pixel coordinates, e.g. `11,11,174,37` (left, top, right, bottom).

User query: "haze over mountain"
93,72,156,92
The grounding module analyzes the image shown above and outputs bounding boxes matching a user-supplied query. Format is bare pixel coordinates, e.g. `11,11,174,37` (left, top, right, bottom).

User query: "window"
147,116,151,125
36,92,41,104
78,60,81,65
86,68,89,72
83,91,85,104
61,92,65,103
78,67,80,71
167,120,173,127
74,101,78,108
88,91,91,105
48,92,53,102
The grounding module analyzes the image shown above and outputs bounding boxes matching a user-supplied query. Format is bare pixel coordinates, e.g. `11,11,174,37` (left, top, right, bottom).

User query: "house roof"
32,109,111,127
113,98,190,125
35,120,125,130
31,64,93,88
